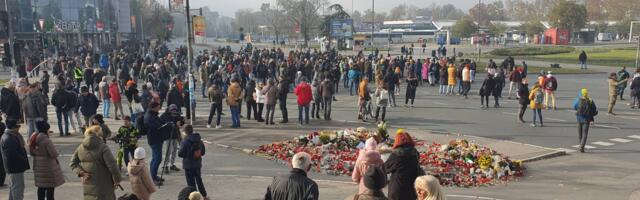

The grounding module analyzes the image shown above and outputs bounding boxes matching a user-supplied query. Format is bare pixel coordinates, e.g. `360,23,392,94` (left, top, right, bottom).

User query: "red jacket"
109,83,122,102
294,82,312,106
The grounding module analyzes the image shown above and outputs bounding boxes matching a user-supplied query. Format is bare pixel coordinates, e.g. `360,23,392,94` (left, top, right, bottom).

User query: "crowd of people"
0,39,639,200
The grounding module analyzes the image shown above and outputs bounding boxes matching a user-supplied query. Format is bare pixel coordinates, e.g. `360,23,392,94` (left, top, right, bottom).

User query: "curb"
216,143,254,155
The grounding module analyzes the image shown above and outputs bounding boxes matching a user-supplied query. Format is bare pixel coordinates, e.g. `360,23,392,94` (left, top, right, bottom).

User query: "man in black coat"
265,152,319,200
77,86,100,128
0,82,22,121
144,102,172,185
277,76,289,123
0,119,29,199
178,125,208,198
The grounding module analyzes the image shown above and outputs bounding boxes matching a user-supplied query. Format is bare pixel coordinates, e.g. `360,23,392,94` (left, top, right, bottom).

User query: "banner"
192,16,206,44
330,19,354,39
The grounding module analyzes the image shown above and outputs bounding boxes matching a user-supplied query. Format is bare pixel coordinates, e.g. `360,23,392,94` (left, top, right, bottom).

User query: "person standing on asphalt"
22,83,48,138
579,51,588,70
319,77,334,120
99,77,111,118
41,71,50,97
529,83,545,127
446,64,457,95
51,84,71,137
264,152,319,200
294,77,312,125
517,79,530,123
358,77,371,121
78,86,100,128
405,74,418,106
573,88,598,153
479,74,495,109
508,68,523,99
352,138,385,194
245,80,258,121
310,79,322,119
29,121,65,200
345,166,388,200
127,147,157,200
616,67,630,100
0,81,22,121
608,72,628,115
277,76,290,124
543,72,558,110
0,119,29,200
461,64,471,99
144,101,171,184
70,125,121,200
374,84,389,122
630,73,640,109
384,130,423,200
112,116,140,169
227,77,243,128
438,65,448,95
178,125,209,200
384,69,399,106
109,79,125,120
207,84,224,129
414,175,446,200
262,79,279,125
66,84,82,135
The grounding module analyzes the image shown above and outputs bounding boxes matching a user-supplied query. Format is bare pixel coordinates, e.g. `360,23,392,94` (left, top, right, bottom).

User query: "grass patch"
533,48,636,67
474,62,597,74
488,46,575,56
0,79,7,86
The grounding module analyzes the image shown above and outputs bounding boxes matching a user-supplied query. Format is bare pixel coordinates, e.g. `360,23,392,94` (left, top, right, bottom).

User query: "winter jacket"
70,135,121,200
265,168,319,200
178,133,205,170
99,81,110,100
375,88,389,107
609,78,627,96
245,82,256,102
319,79,334,98
108,83,121,102
166,88,184,109
573,92,598,123
51,89,71,112
439,68,448,85
78,93,100,116
543,76,558,91
255,87,266,104
208,87,224,105
447,66,457,85
493,75,505,97
529,86,544,109
1,129,30,173
479,77,495,96
631,77,640,97
295,82,312,106
127,159,157,200
22,90,48,119
0,88,22,120
510,70,522,83
352,138,385,194
262,85,279,106
384,145,421,200
462,67,471,82
384,73,398,90
405,78,418,99
227,82,243,106
29,133,65,188
518,84,530,106
143,110,169,145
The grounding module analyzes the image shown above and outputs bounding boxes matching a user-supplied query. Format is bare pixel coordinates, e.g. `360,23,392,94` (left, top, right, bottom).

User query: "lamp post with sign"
4,0,17,74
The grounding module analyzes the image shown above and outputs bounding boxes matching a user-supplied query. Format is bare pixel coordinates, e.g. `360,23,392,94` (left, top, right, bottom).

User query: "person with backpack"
178,125,209,200
573,88,598,153
29,121,65,200
51,84,71,136
529,83,544,127
127,147,157,200
542,72,558,110
517,79,530,123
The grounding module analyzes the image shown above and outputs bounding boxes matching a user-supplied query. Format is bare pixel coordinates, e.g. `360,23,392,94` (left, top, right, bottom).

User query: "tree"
430,4,465,20
548,0,587,32
261,3,284,43
486,1,506,21
319,4,350,38
279,0,329,47
451,15,477,38
488,22,508,37
468,3,490,26
389,4,408,20
520,20,546,36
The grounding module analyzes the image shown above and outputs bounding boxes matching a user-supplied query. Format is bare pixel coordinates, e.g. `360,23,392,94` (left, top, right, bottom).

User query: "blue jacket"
0,129,30,173
348,69,360,80
178,133,205,170
99,54,109,69
143,110,169,145
573,92,597,123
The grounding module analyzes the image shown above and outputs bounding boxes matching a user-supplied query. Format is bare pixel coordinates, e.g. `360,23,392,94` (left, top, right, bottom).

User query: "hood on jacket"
364,137,378,151
128,159,146,176
186,133,202,143
1,87,14,95
82,135,103,150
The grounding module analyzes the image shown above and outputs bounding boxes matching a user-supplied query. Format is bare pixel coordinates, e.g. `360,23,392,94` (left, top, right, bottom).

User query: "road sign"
38,19,44,30
96,20,104,31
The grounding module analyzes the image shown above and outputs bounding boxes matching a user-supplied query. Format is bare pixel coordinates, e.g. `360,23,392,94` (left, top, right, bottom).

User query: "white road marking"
593,124,621,129
556,148,577,153
572,145,596,149
502,112,516,116
592,141,615,146
609,138,632,143
546,117,568,122
627,135,640,139
432,101,448,106
614,115,640,120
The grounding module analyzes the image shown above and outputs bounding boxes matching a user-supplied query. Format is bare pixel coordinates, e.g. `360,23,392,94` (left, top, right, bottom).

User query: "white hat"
134,147,146,159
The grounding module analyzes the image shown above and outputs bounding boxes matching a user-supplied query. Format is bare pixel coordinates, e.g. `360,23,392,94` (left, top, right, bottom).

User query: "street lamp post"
4,0,17,74
631,21,640,69
370,0,374,55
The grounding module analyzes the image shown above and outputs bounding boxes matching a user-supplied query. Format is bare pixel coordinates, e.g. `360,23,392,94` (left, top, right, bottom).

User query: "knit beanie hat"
134,147,146,160
363,165,387,191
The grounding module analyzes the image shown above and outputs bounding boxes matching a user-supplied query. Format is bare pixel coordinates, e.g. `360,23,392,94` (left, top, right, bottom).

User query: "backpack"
534,89,544,104
577,98,598,117
136,114,147,136
192,142,203,160
378,89,389,105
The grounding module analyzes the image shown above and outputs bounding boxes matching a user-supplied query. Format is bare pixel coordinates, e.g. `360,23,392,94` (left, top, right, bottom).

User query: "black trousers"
323,97,332,120
578,122,590,150
38,187,55,200
518,104,527,121
481,95,490,107
311,102,321,118
185,168,207,197
375,106,386,121
279,94,288,121
246,100,257,120
257,103,265,120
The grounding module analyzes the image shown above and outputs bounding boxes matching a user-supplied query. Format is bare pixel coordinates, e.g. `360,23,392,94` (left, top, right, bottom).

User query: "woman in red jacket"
109,79,124,120
294,77,312,125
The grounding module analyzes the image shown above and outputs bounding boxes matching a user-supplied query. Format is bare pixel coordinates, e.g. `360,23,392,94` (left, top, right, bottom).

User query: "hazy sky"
167,0,486,17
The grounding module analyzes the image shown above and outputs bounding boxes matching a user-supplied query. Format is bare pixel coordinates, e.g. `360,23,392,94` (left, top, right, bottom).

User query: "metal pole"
5,0,17,73
630,22,634,43
185,0,194,125
371,0,374,55
635,35,639,69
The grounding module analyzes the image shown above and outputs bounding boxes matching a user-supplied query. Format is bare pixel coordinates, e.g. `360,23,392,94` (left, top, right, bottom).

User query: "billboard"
192,16,206,44
116,0,132,33
330,19,353,39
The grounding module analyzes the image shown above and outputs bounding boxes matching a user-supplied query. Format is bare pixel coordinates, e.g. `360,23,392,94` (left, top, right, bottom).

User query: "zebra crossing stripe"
572,145,596,149
609,138,632,143
592,141,615,146
627,135,640,140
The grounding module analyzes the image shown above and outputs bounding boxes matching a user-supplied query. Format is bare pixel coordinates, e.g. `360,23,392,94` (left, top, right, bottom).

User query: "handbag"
131,101,144,113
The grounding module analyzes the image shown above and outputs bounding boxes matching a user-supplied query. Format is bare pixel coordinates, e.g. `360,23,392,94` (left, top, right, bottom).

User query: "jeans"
462,81,471,96
8,173,24,200
207,103,222,126
265,104,276,123
26,118,44,139
164,139,178,167
617,86,627,99
508,81,518,98
350,79,357,95
298,104,310,124
311,102,321,118
447,84,455,95
470,70,476,82
67,111,81,132
185,168,207,197
102,99,111,118
439,85,447,95
580,61,587,69
343,73,349,88
201,83,207,97
55,109,69,136
532,108,543,125
544,91,556,109
123,147,135,167
375,106,386,121
323,97,332,120
279,94,288,122
578,122,590,150
388,90,396,106
246,100,257,120
457,79,463,94
230,105,241,127
37,187,54,200
149,144,163,180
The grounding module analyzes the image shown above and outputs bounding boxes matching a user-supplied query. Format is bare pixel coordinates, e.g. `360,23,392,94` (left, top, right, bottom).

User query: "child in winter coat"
127,147,157,200
352,138,385,194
